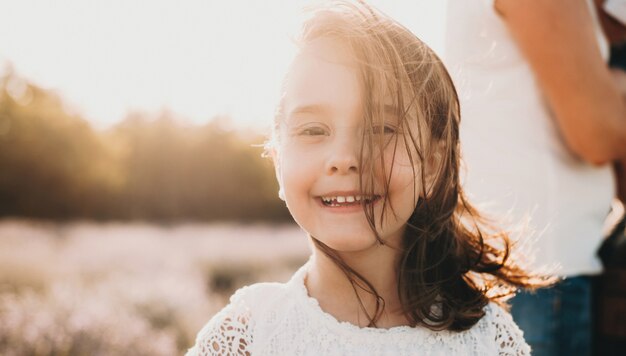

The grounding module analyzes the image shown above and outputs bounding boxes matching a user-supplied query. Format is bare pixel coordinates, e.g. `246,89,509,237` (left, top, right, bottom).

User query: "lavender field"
0,220,310,355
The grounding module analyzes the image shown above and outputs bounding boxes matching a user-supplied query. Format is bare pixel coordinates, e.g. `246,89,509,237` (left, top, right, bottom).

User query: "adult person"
443,1,626,355
593,2,626,355
597,0,626,204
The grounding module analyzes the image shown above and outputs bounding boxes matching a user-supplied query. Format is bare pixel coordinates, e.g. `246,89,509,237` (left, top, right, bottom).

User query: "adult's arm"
494,0,626,165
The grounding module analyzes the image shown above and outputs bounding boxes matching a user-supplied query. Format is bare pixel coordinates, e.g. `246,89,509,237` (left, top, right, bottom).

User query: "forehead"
282,38,363,120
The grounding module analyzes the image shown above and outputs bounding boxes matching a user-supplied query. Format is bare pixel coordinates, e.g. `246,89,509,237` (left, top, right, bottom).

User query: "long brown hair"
268,0,553,331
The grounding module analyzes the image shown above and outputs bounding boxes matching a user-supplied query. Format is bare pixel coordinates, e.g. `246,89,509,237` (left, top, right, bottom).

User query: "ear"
268,145,285,201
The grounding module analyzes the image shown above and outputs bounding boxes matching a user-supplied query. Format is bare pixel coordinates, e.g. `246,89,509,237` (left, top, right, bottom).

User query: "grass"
0,219,310,355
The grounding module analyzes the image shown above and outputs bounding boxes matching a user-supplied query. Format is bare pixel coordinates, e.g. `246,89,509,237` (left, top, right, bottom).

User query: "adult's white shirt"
443,0,614,276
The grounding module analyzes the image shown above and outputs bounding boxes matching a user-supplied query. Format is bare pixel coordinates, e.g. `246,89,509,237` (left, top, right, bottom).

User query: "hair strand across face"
267,0,555,331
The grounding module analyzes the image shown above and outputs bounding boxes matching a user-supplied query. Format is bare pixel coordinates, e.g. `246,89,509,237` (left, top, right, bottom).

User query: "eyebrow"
288,103,399,119
382,104,400,117
287,104,332,118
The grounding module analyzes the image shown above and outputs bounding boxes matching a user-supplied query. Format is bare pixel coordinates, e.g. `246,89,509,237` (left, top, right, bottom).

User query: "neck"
304,240,410,328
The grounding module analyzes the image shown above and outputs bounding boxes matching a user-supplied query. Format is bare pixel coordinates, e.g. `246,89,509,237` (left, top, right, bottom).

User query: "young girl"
187,1,548,355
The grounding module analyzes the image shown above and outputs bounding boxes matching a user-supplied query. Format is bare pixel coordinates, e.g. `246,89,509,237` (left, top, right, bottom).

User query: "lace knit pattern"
187,264,530,356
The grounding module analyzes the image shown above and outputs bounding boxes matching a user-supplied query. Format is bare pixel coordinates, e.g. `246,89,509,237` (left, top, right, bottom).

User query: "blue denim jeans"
510,276,593,356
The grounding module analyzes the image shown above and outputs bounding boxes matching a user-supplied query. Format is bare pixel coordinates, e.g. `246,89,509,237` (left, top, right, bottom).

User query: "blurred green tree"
0,69,289,222
0,69,120,219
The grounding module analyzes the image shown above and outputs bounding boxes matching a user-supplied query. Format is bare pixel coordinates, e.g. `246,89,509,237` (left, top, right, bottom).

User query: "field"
0,219,310,355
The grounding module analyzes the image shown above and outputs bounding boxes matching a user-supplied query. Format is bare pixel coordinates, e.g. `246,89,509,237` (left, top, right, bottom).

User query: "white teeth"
320,195,376,205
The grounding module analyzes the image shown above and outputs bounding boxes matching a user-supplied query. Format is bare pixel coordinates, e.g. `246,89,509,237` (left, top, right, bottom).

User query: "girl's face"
275,38,423,252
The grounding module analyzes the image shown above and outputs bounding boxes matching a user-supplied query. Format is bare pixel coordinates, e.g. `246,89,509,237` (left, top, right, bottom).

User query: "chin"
310,231,380,253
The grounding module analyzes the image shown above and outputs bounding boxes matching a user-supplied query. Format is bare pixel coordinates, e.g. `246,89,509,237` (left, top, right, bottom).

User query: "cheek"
390,166,420,200
279,145,319,195
383,149,422,209
382,144,421,184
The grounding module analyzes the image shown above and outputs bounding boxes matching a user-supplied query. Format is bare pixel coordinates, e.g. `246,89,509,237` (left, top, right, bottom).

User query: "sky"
0,0,446,131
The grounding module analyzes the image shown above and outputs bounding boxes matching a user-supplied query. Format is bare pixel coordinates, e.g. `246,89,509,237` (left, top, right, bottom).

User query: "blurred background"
0,1,446,354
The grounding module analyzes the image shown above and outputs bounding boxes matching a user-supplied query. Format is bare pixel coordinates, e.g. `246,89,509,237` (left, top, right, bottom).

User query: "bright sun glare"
0,0,445,131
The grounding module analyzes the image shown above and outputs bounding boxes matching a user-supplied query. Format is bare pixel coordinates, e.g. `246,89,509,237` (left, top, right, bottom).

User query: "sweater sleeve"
186,288,253,356
488,304,531,356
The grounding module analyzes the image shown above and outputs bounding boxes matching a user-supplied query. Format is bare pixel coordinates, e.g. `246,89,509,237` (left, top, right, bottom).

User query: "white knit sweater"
187,263,530,355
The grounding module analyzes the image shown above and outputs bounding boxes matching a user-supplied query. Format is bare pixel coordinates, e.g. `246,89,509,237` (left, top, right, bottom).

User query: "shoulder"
230,281,293,305
477,302,531,356
185,280,299,356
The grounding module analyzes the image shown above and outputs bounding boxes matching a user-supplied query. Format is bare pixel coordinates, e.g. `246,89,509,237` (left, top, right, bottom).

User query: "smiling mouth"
319,194,382,207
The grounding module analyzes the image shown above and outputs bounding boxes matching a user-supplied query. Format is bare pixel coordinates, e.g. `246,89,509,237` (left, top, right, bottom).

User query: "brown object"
594,212,626,355
595,0,626,46
616,160,626,205
597,269,626,338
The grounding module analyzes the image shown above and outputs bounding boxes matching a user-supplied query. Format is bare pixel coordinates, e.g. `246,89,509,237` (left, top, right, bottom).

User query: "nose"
325,132,360,175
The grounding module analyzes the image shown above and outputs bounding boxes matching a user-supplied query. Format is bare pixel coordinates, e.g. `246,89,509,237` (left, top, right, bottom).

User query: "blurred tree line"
0,69,290,222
